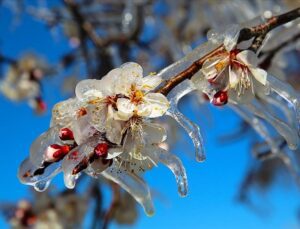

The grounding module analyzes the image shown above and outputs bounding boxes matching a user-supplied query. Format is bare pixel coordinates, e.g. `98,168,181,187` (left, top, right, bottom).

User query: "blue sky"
0,3,299,229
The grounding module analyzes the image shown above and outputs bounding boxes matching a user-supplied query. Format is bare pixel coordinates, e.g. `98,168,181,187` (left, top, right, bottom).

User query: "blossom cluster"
19,62,187,216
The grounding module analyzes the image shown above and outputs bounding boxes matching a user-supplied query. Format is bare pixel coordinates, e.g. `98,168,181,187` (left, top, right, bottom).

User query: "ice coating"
102,163,155,216
18,158,62,192
151,146,188,197
166,80,205,162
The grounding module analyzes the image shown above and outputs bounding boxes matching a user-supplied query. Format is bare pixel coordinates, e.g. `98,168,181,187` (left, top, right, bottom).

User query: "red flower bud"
94,143,109,158
212,91,228,106
59,128,74,141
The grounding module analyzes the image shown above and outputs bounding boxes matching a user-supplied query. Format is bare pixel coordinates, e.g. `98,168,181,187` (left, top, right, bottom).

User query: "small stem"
156,45,225,95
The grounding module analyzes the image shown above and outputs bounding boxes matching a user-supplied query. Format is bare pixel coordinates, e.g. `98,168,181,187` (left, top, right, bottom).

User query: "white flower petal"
106,105,124,144
114,63,143,94
140,75,162,92
51,98,82,127
201,56,229,80
136,103,152,117
143,93,170,118
101,68,123,95
142,122,167,144
75,79,103,101
249,67,267,86
86,101,107,132
71,115,97,145
106,147,123,159
236,50,259,67
115,98,135,121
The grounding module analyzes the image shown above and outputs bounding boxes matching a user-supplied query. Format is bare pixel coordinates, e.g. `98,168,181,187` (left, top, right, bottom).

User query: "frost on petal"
236,50,259,67
71,115,97,145
102,163,155,216
200,56,227,80
136,103,152,117
142,93,169,118
86,100,107,133
114,62,143,94
121,62,143,80
30,126,62,166
101,68,122,95
51,98,81,127
140,75,162,92
115,98,135,121
123,126,146,161
106,105,124,144
150,146,188,197
75,79,103,101
142,122,167,144
18,158,61,192
249,67,267,86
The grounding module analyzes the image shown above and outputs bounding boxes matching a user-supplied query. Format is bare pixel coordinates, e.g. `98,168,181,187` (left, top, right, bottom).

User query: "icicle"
230,104,280,154
246,101,299,150
152,146,188,197
267,75,300,135
18,158,62,191
166,81,205,162
102,163,154,216
259,93,295,127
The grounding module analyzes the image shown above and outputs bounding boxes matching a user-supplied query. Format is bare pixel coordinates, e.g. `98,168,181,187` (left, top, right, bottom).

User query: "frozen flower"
194,34,268,105
18,62,187,216
75,62,169,144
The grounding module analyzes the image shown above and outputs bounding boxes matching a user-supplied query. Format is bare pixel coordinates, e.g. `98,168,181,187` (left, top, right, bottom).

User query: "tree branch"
156,7,300,96
238,7,300,43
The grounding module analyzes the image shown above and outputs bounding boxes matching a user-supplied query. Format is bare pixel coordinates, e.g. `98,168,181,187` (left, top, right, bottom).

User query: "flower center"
130,85,144,105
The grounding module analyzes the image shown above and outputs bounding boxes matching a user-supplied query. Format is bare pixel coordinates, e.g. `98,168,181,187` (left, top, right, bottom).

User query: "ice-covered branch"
156,7,300,96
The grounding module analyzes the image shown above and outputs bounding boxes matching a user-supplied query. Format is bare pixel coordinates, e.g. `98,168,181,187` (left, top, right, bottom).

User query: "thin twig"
156,45,225,95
